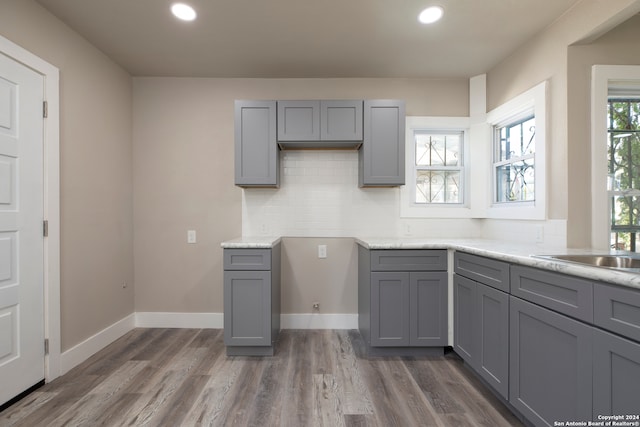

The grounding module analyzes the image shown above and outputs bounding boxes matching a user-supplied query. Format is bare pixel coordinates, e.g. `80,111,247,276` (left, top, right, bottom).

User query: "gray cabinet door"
371,272,410,346
410,272,448,346
511,265,593,322
593,328,640,417
321,100,363,141
454,275,477,364
277,100,320,141
454,252,510,292
476,283,509,399
594,282,640,342
234,100,279,187
359,100,405,187
510,296,593,427
224,270,271,346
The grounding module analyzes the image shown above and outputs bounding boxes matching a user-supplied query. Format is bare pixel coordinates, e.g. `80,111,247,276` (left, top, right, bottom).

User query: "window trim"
486,81,547,220
401,116,472,218
591,65,640,250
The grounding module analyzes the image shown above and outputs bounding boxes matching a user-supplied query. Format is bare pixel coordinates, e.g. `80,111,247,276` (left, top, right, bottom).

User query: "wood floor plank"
312,374,345,427
327,330,373,416
0,328,529,427
403,357,465,414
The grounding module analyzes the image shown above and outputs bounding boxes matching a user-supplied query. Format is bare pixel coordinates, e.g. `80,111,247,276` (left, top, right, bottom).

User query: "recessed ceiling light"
171,3,197,21
418,6,444,24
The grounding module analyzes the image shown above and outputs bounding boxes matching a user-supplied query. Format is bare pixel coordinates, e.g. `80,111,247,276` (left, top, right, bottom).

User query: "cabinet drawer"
371,250,447,271
510,265,593,322
224,249,271,271
454,252,510,292
594,283,640,342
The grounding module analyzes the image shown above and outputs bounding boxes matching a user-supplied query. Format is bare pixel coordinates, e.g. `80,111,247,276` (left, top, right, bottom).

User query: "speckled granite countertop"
220,236,640,289
220,236,281,249
356,237,640,290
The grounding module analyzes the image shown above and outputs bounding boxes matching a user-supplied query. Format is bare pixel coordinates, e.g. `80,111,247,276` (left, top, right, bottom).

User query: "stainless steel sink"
535,254,640,270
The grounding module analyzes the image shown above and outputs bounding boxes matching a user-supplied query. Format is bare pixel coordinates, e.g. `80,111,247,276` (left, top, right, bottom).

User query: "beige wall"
132,77,468,313
0,1,134,350
487,0,640,247
281,238,357,314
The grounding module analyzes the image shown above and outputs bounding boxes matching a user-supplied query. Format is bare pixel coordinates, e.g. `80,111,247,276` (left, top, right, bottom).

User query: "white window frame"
401,116,472,218
591,65,640,250
486,81,547,220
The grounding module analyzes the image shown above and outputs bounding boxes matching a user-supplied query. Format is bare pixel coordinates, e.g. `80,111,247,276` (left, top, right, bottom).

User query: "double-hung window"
486,81,546,220
414,131,464,204
401,117,471,218
493,115,536,203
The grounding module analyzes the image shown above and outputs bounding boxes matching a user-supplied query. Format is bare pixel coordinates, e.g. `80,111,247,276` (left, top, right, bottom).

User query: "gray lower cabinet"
234,100,279,187
453,262,509,399
475,282,509,399
359,246,447,356
370,271,447,347
453,274,477,363
223,244,281,356
592,328,640,417
453,252,640,426
593,282,640,416
509,296,593,427
359,100,405,187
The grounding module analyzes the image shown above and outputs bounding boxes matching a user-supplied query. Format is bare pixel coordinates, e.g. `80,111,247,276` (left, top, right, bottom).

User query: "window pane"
497,117,535,161
416,170,461,204
415,132,461,166
609,101,640,131
611,194,640,229
608,99,640,252
495,159,535,202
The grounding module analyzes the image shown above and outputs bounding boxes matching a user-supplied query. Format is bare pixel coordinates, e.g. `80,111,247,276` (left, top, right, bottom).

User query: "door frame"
0,35,61,381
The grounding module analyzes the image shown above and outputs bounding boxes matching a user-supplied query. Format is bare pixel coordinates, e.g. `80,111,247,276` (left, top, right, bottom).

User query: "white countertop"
221,236,640,289
220,236,282,249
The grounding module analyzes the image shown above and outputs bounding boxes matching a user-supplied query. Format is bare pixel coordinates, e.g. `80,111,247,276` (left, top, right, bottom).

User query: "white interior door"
0,52,45,406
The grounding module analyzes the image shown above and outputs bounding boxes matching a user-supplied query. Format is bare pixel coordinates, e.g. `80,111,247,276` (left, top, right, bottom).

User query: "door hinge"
43,220,48,237
43,101,48,118
44,338,49,355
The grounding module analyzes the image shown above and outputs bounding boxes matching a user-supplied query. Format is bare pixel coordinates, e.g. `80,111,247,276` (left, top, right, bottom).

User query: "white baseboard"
59,312,357,374
60,313,135,375
135,312,224,328
280,314,358,329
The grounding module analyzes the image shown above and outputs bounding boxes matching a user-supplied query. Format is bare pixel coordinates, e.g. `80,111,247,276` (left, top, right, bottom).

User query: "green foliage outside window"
608,100,640,251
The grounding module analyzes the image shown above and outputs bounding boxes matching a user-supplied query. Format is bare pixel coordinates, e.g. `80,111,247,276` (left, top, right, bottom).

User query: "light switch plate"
187,230,197,244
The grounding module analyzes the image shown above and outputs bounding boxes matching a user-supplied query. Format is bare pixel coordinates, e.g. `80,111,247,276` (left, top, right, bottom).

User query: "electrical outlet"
535,225,544,243
318,245,327,258
312,302,320,311
187,230,197,244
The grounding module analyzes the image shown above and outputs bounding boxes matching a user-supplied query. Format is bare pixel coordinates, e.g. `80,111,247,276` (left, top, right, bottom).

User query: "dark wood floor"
0,329,523,426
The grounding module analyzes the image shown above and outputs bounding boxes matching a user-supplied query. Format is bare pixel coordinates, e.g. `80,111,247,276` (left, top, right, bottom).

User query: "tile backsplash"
242,150,565,245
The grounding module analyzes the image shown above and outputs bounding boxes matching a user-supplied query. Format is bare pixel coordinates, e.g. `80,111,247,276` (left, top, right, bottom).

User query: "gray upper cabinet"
321,100,363,141
359,100,405,187
234,100,279,187
277,101,320,141
277,100,363,147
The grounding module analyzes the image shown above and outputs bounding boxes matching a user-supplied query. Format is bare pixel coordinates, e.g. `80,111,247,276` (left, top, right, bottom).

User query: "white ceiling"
35,0,582,78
